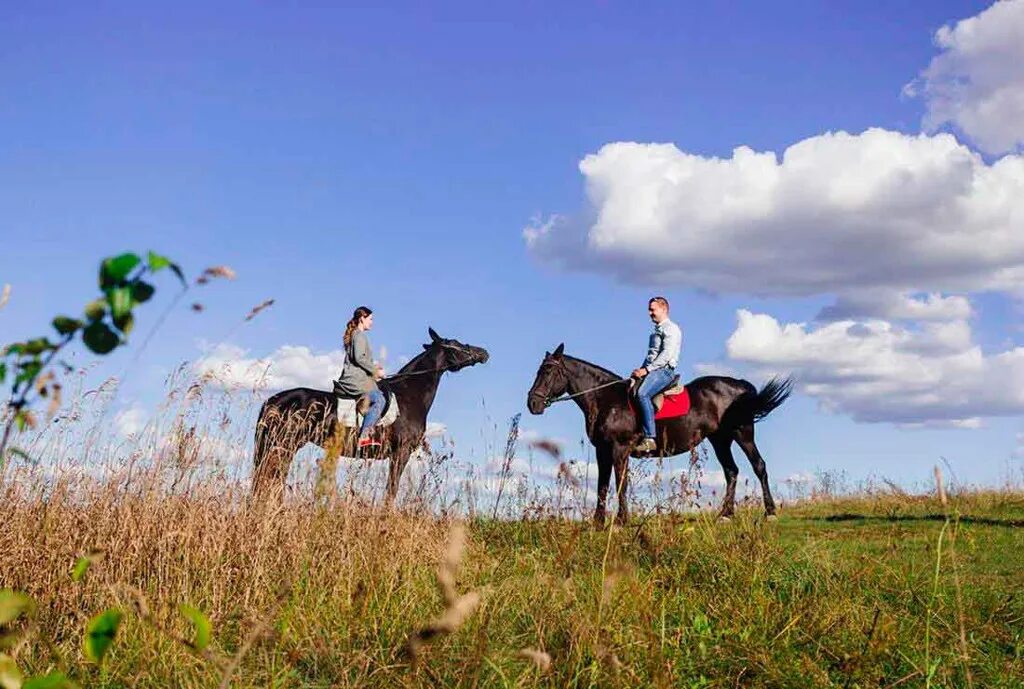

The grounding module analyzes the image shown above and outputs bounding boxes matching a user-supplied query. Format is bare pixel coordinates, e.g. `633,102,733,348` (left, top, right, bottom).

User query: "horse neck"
562,356,624,420
391,347,445,410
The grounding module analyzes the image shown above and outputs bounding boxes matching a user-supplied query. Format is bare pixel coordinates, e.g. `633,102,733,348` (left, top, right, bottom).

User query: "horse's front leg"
612,443,631,525
315,421,349,504
593,444,612,527
386,440,412,504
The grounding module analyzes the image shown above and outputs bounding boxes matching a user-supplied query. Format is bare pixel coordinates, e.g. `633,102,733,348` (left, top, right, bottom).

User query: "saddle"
630,374,691,420
332,381,400,428
633,374,684,412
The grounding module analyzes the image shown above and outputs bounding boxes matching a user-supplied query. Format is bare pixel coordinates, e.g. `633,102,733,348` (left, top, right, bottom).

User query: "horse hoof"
765,514,778,522
718,515,732,523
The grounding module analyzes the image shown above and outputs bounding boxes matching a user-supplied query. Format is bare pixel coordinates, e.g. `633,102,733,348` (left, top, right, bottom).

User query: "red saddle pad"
655,387,691,419
628,387,691,420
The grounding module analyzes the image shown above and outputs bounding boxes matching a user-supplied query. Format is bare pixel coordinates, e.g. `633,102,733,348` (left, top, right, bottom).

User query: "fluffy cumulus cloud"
525,129,1024,302
909,0,1024,155
724,309,1024,426
194,343,346,391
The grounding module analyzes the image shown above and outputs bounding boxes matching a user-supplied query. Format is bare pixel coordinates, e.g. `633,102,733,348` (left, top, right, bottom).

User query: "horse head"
423,327,489,372
527,343,567,415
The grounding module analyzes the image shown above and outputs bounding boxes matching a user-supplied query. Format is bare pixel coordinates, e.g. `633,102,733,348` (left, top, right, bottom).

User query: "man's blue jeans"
359,388,386,437
637,367,676,439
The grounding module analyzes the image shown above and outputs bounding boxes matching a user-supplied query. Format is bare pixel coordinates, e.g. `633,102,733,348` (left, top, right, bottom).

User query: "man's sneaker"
635,437,657,454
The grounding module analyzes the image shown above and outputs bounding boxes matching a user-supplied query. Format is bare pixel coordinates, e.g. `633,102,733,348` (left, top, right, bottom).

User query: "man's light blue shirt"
642,318,682,371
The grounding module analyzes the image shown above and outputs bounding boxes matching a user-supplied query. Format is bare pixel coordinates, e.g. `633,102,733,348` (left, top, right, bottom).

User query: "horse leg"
708,433,739,519
594,445,612,527
612,443,631,525
253,443,296,499
733,423,776,517
313,421,346,501
386,443,411,503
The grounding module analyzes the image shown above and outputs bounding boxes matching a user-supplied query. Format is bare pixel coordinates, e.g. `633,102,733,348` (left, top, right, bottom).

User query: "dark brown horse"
526,344,792,525
252,328,488,499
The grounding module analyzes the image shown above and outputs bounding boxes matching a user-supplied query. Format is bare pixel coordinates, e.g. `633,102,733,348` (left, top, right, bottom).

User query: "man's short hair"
649,296,670,310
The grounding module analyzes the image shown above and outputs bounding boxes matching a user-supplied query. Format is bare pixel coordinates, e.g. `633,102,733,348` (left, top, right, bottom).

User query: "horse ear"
428,327,441,342
422,344,431,350
553,343,565,358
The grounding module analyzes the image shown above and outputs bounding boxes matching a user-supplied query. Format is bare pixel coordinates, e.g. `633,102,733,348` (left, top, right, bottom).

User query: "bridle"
383,341,478,381
532,357,629,408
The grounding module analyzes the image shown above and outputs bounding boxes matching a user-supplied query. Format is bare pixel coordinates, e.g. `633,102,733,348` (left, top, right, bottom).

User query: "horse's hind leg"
733,423,776,517
708,433,739,519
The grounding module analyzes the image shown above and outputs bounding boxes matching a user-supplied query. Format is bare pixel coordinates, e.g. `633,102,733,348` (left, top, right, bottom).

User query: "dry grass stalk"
0,283,9,310
934,466,948,507
244,298,275,322
530,438,562,460
196,266,237,285
517,647,552,672
405,522,480,663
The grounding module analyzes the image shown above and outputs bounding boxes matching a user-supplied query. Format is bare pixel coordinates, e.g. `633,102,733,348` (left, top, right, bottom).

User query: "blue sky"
3,1,1023,491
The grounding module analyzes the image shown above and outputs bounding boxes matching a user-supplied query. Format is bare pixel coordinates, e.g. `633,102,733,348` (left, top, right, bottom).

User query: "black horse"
527,344,792,525
252,328,488,499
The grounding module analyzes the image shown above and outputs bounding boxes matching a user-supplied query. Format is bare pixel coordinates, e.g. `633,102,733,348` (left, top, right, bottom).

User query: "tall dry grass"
1,376,1022,687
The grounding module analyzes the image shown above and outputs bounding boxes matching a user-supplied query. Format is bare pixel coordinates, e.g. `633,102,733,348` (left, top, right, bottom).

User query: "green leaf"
99,253,140,288
21,339,52,356
82,322,118,355
13,411,33,433
131,281,155,304
23,672,77,689
0,653,23,689
71,559,90,582
0,591,34,627
146,251,171,272
179,604,211,651
71,551,103,582
0,363,6,384
52,316,84,336
14,361,42,386
112,313,134,336
106,287,132,321
83,608,122,664
83,299,106,322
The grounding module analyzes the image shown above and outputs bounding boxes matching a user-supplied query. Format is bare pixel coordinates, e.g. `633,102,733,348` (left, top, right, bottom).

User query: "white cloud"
725,309,1024,425
909,0,1024,155
525,130,1024,307
114,405,147,437
425,421,448,438
194,343,346,391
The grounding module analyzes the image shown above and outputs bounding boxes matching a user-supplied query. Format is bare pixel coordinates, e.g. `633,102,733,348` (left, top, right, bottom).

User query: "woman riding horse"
334,306,386,451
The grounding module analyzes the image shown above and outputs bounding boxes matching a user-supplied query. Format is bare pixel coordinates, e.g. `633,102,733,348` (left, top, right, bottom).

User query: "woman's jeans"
359,388,386,437
637,367,676,439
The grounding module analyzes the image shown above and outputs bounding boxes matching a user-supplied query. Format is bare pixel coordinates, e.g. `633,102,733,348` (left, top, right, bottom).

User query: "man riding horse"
632,296,682,455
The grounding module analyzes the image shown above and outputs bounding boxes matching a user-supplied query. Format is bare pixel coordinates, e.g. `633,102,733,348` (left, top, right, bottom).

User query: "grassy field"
1,459,1022,689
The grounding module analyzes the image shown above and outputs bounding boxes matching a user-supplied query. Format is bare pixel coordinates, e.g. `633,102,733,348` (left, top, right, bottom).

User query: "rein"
383,367,447,381
545,378,629,407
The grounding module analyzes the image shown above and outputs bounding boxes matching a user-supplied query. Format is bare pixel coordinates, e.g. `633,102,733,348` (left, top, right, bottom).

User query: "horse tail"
751,376,794,422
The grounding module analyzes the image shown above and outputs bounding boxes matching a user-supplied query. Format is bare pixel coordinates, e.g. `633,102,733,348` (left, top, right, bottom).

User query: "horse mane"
394,342,439,375
562,354,623,383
